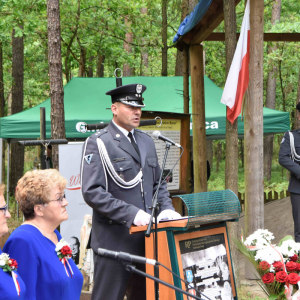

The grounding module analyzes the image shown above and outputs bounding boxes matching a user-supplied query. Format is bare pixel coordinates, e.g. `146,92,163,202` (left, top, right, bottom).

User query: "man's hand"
133,210,152,226
157,209,181,222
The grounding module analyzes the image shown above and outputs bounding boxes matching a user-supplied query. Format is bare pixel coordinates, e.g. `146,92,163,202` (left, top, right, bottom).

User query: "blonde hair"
16,169,67,220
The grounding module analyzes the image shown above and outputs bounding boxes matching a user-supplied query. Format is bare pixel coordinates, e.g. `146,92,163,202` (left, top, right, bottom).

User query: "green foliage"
208,136,289,194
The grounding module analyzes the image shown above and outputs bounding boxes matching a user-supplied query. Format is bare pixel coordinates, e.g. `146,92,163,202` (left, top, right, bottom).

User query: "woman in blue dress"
0,184,26,299
4,169,83,300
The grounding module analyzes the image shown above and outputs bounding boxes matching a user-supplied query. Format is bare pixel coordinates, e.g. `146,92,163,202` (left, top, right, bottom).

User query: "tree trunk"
263,0,281,181
96,53,105,77
161,0,168,76
87,56,94,77
175,0,188,76
183,44,189,113
240,139,244,168
64,0,81,83
140,7,149,76
47,0,66,169
123,17,133,77
0,42,5,182
78,45,86,77
206,139,213,170
10,26,24,195
188,0,197,12
295,70,300,130
216,142,222,173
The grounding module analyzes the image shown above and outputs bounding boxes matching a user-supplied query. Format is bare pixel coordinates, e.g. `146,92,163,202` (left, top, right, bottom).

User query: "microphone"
152,131,181,148
97,248,157,266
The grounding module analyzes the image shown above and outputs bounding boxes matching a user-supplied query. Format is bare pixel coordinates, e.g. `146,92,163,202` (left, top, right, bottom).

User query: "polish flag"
221,0,250,124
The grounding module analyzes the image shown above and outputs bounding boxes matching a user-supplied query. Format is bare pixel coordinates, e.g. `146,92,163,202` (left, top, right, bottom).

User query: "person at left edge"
4,169,83,300
0,183,26,300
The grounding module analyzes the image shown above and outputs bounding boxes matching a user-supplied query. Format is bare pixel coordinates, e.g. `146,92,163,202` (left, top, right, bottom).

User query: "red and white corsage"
55,239,74,278
0,252,21,296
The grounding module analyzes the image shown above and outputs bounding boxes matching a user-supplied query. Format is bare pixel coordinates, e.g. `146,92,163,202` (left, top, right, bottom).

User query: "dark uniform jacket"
81,121,174,255
279,129,300,194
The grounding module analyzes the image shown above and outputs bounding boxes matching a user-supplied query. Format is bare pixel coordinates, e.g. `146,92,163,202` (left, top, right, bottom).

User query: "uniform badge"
119,173,125,180
113,157,126,162
84,154,93,164
136,84,142,94
281,137,285,144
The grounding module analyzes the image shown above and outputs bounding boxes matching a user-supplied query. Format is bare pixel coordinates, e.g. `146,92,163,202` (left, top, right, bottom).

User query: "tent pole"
6,140,10,210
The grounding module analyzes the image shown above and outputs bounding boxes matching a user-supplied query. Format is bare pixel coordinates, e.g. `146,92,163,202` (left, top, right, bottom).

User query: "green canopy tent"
0,76,289,141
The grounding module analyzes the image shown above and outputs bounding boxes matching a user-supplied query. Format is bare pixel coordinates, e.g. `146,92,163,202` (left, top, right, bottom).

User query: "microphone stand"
124,263,204,300
146,141,171,300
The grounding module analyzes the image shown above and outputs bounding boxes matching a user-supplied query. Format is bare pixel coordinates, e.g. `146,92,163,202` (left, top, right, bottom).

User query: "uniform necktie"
128,132,140,157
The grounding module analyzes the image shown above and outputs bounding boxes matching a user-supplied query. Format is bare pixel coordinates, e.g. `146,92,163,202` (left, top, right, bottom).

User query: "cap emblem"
136,84,142,94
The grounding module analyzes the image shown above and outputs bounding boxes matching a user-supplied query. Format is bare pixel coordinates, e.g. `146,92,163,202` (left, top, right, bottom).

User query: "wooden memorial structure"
130,189,241,300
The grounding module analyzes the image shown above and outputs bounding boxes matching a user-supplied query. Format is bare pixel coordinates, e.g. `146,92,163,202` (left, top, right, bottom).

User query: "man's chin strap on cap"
97,139,143,191
289,131,300,163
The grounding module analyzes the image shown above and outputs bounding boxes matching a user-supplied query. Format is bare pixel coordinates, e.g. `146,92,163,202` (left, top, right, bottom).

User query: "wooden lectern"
130,190,241,300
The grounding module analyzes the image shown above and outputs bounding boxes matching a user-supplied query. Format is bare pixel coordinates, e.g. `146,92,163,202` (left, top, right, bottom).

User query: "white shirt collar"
112,120,135,142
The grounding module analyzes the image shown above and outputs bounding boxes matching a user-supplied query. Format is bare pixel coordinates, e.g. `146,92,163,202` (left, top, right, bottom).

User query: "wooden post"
183,43,191,195
244,0,264,237
190,44,207,193
223,0,239,287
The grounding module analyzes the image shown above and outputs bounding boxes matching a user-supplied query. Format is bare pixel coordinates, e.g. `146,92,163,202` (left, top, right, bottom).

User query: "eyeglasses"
50,194,66,204
0,205,8,216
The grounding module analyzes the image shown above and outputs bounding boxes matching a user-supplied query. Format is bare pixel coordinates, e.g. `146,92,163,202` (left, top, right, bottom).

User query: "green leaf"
278,235,294,246
269,294,278,300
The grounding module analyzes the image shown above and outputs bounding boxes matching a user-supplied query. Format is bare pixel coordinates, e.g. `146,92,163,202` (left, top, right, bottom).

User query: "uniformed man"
81,79,181,300
279,102,300,242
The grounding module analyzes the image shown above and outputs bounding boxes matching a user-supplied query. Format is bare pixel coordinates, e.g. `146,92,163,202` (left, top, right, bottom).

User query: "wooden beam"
244,0,264,238
190,3,225,44
188,0,242,44
205,32,300,42
190,44,207,193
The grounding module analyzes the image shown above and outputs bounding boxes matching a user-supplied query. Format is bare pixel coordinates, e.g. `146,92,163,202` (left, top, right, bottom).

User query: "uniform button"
120,167,123,170
108,220,112,224
123,221,127,225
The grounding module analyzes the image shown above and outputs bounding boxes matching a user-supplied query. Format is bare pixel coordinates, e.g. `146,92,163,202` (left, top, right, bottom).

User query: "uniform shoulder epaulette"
135,128,151,138
90,129,108,139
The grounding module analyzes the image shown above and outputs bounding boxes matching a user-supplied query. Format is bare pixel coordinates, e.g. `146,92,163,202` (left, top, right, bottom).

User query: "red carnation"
262,273,274,284
286,261,298,272
288,273,300,285
8,259,18,270
258,261,270,271
297,263,300,272
273,261,284,272
60,245,72,256
290,254,298,262
276,271,288,283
